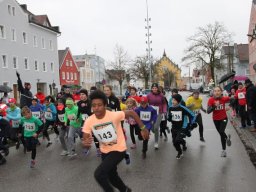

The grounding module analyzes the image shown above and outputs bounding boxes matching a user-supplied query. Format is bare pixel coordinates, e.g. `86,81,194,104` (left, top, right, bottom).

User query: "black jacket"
77,99,92,123
107,95,121,111
246,84,256,113
17,77,33,108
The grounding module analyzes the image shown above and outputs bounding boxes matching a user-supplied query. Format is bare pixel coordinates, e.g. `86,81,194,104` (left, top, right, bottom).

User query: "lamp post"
182,64,192,90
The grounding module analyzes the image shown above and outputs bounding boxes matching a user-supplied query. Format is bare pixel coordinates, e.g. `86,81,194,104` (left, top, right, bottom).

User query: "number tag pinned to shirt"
92,122,117,145
12,120,20,128
140,111,151,121
238,92,245,99
152,106,159,115
32,112,41,119
44,112,53,120
58,114,65,122
215,104,224,110
82,114,89,121
171,111,182,121
193,109,200,115
24,122,36,131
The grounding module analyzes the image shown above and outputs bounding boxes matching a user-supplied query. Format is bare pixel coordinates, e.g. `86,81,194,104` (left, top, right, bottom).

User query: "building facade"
58,48,80,86
0,0,60,100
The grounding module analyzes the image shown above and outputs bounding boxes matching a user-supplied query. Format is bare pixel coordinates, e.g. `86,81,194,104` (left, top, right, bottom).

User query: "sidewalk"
228,112,256,167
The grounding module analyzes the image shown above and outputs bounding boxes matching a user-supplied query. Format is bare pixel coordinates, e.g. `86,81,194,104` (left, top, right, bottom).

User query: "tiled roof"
58,49,68,67
237,44,249,61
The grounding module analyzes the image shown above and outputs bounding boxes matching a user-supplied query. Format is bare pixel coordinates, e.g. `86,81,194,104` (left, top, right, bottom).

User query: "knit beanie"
79,89,88,96
172,94,182,103
151,83,158,88
66,99,74,105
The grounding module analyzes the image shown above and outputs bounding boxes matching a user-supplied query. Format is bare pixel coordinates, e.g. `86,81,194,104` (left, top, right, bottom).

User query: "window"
0,25,5,39
12,7,15,16
43,62,46,72
49,40,53,50
13,57,17,69
70,72,73,80
11,28,16,41
42,37,45,49
50,62,54,72
74,73,77,80
66,60,69,66
62,72,65,80
66,72,69,80
2,55,7,68
33,36,37,47
22,32,27,44
70,60,73,67
24,58,29,70
8,5,11,15
34,60,39,71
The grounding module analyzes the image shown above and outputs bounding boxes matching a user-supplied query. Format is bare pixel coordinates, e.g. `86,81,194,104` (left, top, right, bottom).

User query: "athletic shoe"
164,136,168,142
125,152,131,165
96,148,102,157
30,160,36,168
15,142,20,150
46,141,52,148
154,143,159,150
221,150,227,157
130,144,136,149
83,149,90,156
60,150,69,156
0,158,6,165
176,152,183,159
68,152,77,157
200,137,205,142
142,152,146,159
226,134,231,147
182,145,187,151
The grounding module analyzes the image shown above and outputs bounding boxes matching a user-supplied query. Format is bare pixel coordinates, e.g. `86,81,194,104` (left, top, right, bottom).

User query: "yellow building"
154,51,181,88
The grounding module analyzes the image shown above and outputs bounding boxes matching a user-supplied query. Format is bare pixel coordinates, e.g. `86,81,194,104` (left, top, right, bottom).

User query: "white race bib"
32,111,41,119
193,109,200,115
93,122,117,144
238,92,245,99
58,114,65,122
68,114,76,121
215,104,224,110
152,106,159,114
24,122,36,131
12,120,20,128
162,113,166,121
44,112,53,120
171,111,182,121
140,111,151,121
82,114,89,121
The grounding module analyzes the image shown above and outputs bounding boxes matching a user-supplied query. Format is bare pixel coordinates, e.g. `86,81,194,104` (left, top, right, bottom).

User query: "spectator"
245,79,256,132
1,93,9,104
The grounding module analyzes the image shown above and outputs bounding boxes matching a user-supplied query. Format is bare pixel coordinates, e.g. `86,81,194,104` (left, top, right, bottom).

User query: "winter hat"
172,94,182,103
8,98,16,104
172,88,179,94
66,99,74,105
245,79,252,85
79,89,88,96
151,83,158,88
140,96,148,103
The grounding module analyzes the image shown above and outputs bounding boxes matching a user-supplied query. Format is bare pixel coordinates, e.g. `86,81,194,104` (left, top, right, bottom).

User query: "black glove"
189,122,198,130
16,71,20,78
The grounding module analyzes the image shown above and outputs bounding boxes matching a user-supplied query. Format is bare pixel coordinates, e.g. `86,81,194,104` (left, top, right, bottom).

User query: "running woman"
186,90,206,142
147,83,167,149
20,106,43,168
207,86,232,157
42,96,57,147
135,96,157,158
83,90,149,192
168,94,196,159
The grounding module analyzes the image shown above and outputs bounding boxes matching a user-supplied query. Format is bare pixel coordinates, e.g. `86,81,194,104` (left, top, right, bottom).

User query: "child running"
207,86,232,157
135,96,157,158
30,96,44,120
83,90,149,192
19,106,43,168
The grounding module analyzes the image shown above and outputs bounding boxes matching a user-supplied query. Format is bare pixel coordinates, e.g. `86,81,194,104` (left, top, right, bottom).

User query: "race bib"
238,92,245,99
193,109,200,115
162,113,166,121
171,111,182,121
152,106,159,114
12,120,20,128
24,122,36,131
32,111,41,119
215,104,224,110
44,112,53,120
58,114,65,122
82,114,89,121
140,111,151,121
92,122,117,145
68,114,76,120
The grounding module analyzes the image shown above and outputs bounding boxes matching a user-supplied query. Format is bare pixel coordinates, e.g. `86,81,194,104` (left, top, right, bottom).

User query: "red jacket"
235,88,246,106
35,92,46,105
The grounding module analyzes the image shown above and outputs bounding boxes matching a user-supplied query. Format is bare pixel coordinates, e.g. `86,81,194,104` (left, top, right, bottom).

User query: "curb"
228,113,256,167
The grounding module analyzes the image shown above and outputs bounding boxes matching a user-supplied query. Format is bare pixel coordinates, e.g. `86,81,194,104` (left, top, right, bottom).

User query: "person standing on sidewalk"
83,90,149,192
235,82,251,128
186,90,207,142
207,86,232,157
245,79,256,132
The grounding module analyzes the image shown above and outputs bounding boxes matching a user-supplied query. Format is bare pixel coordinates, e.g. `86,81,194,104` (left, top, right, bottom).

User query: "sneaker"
154,143,159,150
164,136,168,142
15,142,20,150
60,150,69,156
68,152,77,157
0,158,6,165
226,134,231,147
125,152,131,165
142,152,146,159
176,152,183,159
30,160,36,168
200,137,205,142
182,145,187,151
130,144,136,149
46,141,52,148
221,150,227,157
96,148,101,157
83,148,90,156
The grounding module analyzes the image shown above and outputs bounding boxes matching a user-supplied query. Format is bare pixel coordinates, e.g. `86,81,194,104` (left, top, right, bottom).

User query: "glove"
189,122,198,130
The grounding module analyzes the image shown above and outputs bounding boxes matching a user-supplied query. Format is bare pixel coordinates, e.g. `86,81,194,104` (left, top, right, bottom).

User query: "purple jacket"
147,92,167,113
135,105,157,130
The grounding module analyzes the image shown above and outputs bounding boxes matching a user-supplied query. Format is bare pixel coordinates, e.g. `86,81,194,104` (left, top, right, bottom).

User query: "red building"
58,48,80,86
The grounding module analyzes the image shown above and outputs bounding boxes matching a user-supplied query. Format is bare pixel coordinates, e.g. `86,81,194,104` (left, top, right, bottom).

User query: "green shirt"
64,105,81,128
20,116,43,138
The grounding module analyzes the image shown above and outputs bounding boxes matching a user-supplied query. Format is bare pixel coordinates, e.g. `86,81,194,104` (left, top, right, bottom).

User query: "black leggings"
25,137,38,160
213,119,228,150
239,105,251,127
171,128,186,153
43,121,55,141
160,120,167,137
196,114,204,138
94,151,127,192
129,124,140,144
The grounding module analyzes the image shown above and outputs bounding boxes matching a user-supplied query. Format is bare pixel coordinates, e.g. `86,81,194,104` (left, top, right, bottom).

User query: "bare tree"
182,22,232,83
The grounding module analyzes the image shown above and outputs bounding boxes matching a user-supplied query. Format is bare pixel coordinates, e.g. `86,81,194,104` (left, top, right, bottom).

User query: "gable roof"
236,44,249,61
58,49,68,67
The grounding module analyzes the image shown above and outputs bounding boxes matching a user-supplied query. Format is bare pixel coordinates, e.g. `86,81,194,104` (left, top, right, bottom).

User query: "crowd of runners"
1,72,256,192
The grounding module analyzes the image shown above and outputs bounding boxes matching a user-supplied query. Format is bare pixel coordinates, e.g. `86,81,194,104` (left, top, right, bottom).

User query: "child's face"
172,99,178,106
66,104,72,109
140,102,148,108
126,101,134,108
24,111,32,119
45,100,50,106
80,93,87,101
32,100,37,106
9,103,15,108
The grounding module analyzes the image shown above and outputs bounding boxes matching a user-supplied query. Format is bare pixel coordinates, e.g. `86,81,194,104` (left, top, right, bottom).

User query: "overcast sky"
18,0,252,72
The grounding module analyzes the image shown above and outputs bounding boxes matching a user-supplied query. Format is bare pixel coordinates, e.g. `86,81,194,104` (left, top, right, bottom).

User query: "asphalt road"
1,92,256,192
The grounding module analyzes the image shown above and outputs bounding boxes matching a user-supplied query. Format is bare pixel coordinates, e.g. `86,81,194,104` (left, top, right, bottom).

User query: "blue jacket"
30,103,44,112
135,105,157,130
43,103,57,121
6,107,21,128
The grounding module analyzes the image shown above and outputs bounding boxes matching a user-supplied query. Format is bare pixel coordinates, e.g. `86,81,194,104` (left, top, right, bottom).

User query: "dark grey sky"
18,0,252,68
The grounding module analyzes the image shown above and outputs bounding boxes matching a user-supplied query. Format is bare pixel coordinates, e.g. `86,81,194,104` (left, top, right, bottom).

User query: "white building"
0,0,60,100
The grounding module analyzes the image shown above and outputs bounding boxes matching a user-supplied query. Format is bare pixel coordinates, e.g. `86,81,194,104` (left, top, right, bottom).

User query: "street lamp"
182,64,192,90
